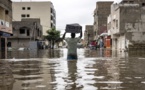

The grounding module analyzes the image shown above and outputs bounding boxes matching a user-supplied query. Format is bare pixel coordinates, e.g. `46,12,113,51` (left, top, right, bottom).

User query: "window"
5,10,9,15
1,21,4,25
51,15,53,20
51,23,53,28
129,1,134,3
22,7,25,10
20,28,25,34
21,14,26,17
27,30,30,36
27,14,30,17
142,3,145,6
27,7,31,10
123,1,128,3
7,42,11,47
116,20,118,29
51,8,53,13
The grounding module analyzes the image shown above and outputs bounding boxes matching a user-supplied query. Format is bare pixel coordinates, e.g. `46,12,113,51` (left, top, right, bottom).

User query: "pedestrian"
99,37,104,48
62,30,82,60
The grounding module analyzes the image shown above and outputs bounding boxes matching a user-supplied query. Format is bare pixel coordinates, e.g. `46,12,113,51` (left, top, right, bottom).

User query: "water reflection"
7,49,62,59
0,60,15,90
66,61,77,90
1,48,145,90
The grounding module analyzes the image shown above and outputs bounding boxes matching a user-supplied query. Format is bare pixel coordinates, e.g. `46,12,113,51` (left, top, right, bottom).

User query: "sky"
12,0,121,35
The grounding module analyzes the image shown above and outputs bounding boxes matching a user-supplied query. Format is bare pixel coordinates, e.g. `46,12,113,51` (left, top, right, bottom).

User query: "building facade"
93,1,113,40
108,1,145,51
12,1,56,36
84,25,94,47
8,18,43,49
120,0,145,4
0,0,13,58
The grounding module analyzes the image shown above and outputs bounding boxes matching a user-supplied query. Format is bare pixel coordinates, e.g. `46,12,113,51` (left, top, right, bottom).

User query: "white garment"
65,38,80,55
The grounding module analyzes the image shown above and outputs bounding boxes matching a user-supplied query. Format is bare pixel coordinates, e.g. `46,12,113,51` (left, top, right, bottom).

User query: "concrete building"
107,1,145,51
120,0,145,4
84,25,94,47
8,18,43,50
12,1,56,36
93,1,113,40
0,0,13,58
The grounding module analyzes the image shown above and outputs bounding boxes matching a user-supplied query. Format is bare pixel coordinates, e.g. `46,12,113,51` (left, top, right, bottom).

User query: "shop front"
0,24,12,58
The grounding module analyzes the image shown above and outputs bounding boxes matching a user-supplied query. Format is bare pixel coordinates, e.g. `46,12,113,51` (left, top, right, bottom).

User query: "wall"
123,6,145,44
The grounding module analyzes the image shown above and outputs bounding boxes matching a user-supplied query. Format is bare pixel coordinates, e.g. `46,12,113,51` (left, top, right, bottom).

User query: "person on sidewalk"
62,30,82,60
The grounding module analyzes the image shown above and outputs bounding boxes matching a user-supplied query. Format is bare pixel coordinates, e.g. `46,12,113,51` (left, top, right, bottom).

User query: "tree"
45,28,60,49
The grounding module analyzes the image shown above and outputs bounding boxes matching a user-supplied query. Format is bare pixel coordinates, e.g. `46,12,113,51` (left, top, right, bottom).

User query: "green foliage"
45,28,60,41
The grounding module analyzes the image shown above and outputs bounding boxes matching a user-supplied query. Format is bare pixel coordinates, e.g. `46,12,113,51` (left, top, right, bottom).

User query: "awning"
100,33,108,36
0,31,11,37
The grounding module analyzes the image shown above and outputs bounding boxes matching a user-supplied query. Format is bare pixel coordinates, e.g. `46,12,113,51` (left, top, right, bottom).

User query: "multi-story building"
120,0,145,4
8,18,43,49
12,1,56,36
0,0,13,58
93,1,113,40
107,0,145,51
84,25,94,46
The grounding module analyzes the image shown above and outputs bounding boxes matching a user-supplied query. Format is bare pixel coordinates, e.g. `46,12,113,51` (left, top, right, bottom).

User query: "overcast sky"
12,0,121,34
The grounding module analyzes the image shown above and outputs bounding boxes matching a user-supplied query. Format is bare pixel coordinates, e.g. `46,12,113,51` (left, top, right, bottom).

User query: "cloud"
51,0,98,31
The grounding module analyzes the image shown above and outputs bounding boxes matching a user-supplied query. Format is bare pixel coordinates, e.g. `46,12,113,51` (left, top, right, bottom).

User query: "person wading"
62,30,82,60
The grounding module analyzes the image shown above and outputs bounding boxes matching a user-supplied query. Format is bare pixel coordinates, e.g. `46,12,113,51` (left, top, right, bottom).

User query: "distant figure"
99,37,104,48
62,30,82,60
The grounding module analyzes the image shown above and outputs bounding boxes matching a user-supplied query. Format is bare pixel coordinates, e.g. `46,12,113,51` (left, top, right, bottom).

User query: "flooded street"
1,48,145,90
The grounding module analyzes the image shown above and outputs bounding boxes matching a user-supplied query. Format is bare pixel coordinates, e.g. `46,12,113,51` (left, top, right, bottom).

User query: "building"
107,1,145,51
84,25,94,47
12,1,56,36
0,0,13,58
120,0,145,4
8,18,43,50
93,1,113,40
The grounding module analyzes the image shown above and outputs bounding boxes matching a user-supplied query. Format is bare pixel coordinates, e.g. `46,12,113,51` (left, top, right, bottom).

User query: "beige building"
108,1,145,51
12,1,56,36
0,0,13,58
93,1,113,40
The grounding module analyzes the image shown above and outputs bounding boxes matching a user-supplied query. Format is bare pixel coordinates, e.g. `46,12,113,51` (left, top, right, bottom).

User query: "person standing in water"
62,30,82,60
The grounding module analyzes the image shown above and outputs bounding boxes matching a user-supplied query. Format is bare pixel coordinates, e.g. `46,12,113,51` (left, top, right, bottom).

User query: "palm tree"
45,28,60,49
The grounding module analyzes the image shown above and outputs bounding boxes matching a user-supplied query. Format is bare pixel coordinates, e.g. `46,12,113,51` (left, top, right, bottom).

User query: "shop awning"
0,31,11,37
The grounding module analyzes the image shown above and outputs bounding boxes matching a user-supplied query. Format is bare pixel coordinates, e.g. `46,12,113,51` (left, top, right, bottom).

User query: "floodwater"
0,48,145,90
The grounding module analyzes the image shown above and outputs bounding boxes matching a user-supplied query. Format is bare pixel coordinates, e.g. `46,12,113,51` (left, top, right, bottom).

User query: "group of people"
89,37,104,50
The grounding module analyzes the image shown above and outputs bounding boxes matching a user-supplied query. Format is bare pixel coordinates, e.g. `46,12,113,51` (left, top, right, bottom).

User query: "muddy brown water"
0,48,145,90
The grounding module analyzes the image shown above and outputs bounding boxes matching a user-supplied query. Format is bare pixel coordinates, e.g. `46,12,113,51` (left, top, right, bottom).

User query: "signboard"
65,23,82,33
